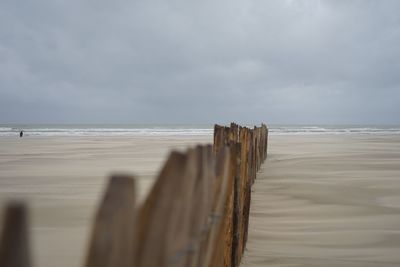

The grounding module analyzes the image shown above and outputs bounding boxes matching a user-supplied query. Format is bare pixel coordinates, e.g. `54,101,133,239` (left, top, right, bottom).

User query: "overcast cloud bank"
1,0,399,124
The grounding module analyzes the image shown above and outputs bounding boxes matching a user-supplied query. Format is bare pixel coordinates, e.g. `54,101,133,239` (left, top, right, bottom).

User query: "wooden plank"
187,147,207,267
135,151,191,267
229,123,239,143
181,147,206,267
221,142,239,267
84,175,136,267
237,127,247,259
136,147,216,267
190,145,215,267
261,124,268,161
0,202,31,267
204,147,230,267
240,127,253,255
242,129,252,249
213,125,225,155
231,142,242,267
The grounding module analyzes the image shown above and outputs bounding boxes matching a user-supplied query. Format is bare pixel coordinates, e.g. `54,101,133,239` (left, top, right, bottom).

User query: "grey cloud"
1,0,400,124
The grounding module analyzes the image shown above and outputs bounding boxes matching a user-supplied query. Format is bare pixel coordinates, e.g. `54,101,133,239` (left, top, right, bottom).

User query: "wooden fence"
0,123,268,267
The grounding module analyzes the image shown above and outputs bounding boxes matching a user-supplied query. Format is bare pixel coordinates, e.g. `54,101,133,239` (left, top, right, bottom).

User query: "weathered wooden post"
204,147,230,267
0,202,31,267
220,142,240,267
262,124,268,161
215,123,269,265
193,146,215,267
85,175,136,267
230,141,242,267
135,151,189,267
214,125,225,155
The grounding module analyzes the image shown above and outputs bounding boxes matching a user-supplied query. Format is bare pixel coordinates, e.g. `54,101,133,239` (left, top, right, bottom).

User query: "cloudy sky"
1,0,399,124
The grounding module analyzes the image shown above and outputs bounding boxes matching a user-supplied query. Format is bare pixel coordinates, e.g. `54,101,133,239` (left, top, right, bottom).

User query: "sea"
1,124,400,137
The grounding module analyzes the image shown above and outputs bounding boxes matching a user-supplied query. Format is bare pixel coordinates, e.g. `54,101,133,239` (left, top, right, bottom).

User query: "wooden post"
231,142,241,267
135,151,190,267
204,147,230,267
193,145,215,267
229,123,239,143
213,125,225,155
221,142,239,267
0,202,31,267
243,127,248,256
84,175,136,267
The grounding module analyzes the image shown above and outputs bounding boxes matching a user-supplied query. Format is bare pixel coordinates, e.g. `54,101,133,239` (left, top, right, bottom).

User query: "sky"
1,0,399,125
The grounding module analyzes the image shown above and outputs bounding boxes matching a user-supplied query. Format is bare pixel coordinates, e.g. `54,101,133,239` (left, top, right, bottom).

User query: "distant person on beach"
20,130,23,138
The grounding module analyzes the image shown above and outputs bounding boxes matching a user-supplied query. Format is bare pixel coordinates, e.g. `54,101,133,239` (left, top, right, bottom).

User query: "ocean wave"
0,127,214,137
1,125,400,137
270,126,400,135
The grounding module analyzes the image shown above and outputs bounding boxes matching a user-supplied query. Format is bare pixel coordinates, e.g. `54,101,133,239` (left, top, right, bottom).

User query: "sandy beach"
243,134,400,267
1,134,400,267
0,135,211,267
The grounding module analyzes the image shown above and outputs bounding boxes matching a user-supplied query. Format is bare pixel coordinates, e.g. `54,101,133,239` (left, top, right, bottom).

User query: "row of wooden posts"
0,123,268,267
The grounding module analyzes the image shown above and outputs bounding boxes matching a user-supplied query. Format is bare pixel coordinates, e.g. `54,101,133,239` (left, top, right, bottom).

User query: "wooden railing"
0,123,268,267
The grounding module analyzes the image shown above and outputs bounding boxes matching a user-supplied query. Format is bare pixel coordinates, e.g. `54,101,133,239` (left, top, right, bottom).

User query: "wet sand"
0,136,211,267
243,135,400,267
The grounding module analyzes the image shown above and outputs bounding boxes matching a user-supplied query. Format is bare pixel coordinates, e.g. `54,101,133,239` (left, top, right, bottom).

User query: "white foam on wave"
0,127,213,137
1,125,400,137
270,126,400,135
